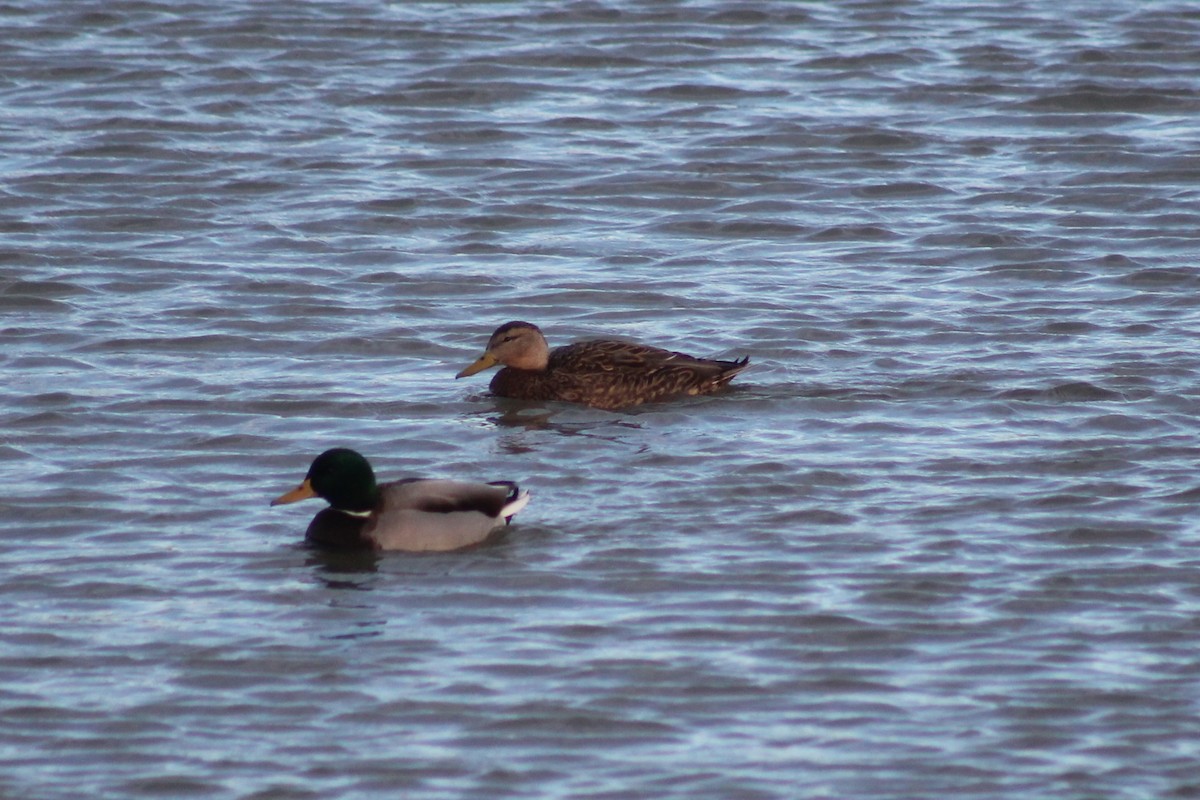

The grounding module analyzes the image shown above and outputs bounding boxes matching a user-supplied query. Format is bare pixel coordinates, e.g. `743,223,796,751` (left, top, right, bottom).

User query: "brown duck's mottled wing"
552,339,691,372
545,340,750,409
364,479,513,552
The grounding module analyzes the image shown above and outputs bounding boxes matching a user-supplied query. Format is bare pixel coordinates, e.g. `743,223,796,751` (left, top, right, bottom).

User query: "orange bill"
271,478,317,506
455,352,498,379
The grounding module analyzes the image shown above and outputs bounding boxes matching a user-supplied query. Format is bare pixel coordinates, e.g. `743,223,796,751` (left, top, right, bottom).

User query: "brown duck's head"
456,320,550,377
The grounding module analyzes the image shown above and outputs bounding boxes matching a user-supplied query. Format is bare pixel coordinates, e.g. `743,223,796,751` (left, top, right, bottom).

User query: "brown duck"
456,321,749,410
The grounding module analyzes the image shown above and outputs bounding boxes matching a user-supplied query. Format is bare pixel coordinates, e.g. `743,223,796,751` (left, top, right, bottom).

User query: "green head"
272,448,379,513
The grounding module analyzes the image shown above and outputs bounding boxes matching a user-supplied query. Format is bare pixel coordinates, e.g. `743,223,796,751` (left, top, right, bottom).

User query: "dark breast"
489,367,563,401
305,507,374,550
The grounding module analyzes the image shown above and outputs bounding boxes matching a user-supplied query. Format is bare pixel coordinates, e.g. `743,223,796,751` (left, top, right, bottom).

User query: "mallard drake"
271,448,529,552
456,320,749,410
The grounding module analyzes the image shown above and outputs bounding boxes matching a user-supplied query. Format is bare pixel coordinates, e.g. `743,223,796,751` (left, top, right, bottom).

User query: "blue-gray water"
3,1,1199,798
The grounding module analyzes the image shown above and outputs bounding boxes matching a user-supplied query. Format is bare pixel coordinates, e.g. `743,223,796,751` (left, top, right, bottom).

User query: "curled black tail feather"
487,480,529,523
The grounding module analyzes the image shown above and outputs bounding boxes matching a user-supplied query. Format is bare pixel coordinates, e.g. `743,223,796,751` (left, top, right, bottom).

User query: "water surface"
2,1,1199,798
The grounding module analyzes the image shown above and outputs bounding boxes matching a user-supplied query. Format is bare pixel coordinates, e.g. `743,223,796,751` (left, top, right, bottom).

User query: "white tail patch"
501,490,531,522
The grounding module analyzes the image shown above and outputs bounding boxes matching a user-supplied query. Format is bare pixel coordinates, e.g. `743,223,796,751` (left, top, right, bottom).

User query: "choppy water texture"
3,1,1200,798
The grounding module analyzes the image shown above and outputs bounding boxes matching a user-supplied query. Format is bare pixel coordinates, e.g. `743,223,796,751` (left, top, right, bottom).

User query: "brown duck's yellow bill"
455,352,498,378
271,478,317,506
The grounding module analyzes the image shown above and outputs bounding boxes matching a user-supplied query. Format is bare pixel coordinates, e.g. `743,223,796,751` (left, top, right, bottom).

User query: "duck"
456,320,749,410
271,448,529,552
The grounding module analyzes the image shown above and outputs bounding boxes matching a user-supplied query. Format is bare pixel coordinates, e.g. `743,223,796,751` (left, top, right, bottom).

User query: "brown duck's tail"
715,356,750,384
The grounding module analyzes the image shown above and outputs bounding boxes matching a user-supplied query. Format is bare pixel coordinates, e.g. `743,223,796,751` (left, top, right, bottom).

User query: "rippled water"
3,1,1200,798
